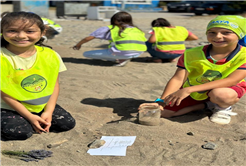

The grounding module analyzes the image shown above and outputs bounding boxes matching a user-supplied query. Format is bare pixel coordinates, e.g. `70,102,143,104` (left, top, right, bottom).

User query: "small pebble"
88,139,106,149
187,132,194,136
202,142,217,150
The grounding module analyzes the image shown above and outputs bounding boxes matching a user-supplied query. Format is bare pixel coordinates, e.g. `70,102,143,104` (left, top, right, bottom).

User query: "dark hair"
1,11,52,48
109,11,140,37
1,11,10,18
151,18,171,27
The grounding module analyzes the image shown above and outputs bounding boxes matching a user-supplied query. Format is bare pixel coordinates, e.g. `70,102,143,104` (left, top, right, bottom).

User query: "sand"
1,12,246,166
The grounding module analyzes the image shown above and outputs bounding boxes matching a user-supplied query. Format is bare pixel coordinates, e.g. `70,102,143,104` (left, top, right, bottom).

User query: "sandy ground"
1,11,246,166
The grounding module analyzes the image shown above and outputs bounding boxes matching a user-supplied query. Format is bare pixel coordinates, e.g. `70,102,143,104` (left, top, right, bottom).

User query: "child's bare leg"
161,103,205,118
208,88,239,108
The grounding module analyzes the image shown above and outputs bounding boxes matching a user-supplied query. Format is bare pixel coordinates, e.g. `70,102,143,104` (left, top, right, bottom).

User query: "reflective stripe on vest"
183,46,246,100
153,26,188,51
108,25,147,51
21,95,51,105
1,46,60,113
157,41,185,45
115,40,146,45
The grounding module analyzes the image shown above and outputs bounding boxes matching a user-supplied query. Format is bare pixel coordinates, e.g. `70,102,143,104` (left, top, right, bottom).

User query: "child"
139,15,246,125
146,18,198,63
73,11,147,67
1,12,62,41
1,11,76,140
42,17,62,40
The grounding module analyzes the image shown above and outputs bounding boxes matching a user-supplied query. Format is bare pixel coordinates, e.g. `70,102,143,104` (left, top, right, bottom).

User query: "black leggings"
1,104,76,140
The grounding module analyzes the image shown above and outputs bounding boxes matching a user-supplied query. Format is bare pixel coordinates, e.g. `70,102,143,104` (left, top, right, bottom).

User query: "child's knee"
1,118,34,140
209,88,238,103
51,117,76,132
62,119,76,131
2,130,33,140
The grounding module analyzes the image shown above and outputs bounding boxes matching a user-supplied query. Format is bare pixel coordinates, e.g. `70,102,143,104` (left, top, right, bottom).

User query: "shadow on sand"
81,97,209,124
62,57,117,66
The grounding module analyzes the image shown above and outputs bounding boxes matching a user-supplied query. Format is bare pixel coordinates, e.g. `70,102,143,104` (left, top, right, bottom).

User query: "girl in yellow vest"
72,11,147,67
139,15,246,125
146,18,198,63
1,11,75,140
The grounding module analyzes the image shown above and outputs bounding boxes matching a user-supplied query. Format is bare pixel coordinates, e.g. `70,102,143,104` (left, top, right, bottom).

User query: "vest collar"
206,44,241,61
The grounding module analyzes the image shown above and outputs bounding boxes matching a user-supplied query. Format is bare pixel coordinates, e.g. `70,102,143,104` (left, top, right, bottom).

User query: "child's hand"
29,115,50,134
164,88,191,107
72,45,81,50
41,112,52,132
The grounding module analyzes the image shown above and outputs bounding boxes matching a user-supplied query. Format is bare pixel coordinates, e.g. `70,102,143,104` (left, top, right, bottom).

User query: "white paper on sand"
87,136,136,156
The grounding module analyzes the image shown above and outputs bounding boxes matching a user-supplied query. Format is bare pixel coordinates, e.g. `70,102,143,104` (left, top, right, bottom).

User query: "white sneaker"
210,106,237,125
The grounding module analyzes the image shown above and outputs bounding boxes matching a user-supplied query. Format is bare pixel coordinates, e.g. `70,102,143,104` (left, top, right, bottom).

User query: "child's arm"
185,32,198,41
41,76,60,132
148,34,156,43
73,36,95,50
165,69,246,107
1,91,49,133
161,68,188,99
139,68,187,110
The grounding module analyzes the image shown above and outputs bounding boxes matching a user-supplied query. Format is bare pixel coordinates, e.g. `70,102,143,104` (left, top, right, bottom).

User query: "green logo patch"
21,74,47,93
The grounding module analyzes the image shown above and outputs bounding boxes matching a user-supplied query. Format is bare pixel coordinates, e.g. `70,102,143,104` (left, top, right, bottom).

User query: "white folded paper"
87,136,136,156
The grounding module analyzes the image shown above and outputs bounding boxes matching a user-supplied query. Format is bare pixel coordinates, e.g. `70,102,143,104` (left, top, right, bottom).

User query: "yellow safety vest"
108,25,147,51
1,46,60,113
183,46,246,100
153,26,188,51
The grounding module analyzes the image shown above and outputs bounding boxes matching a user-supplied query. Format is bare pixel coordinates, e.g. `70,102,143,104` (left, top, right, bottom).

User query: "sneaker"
209,106,237,125
113,59,130,67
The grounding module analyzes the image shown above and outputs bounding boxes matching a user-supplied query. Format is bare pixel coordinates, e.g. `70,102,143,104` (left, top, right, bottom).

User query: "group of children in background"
1,11,246,140
73,12,199,66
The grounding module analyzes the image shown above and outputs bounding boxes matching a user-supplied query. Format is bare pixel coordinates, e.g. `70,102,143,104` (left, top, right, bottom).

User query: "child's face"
2,19,44,49
206,27,239,48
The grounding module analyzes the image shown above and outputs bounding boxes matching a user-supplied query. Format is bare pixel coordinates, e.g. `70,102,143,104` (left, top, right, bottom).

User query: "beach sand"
1,12,246,166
